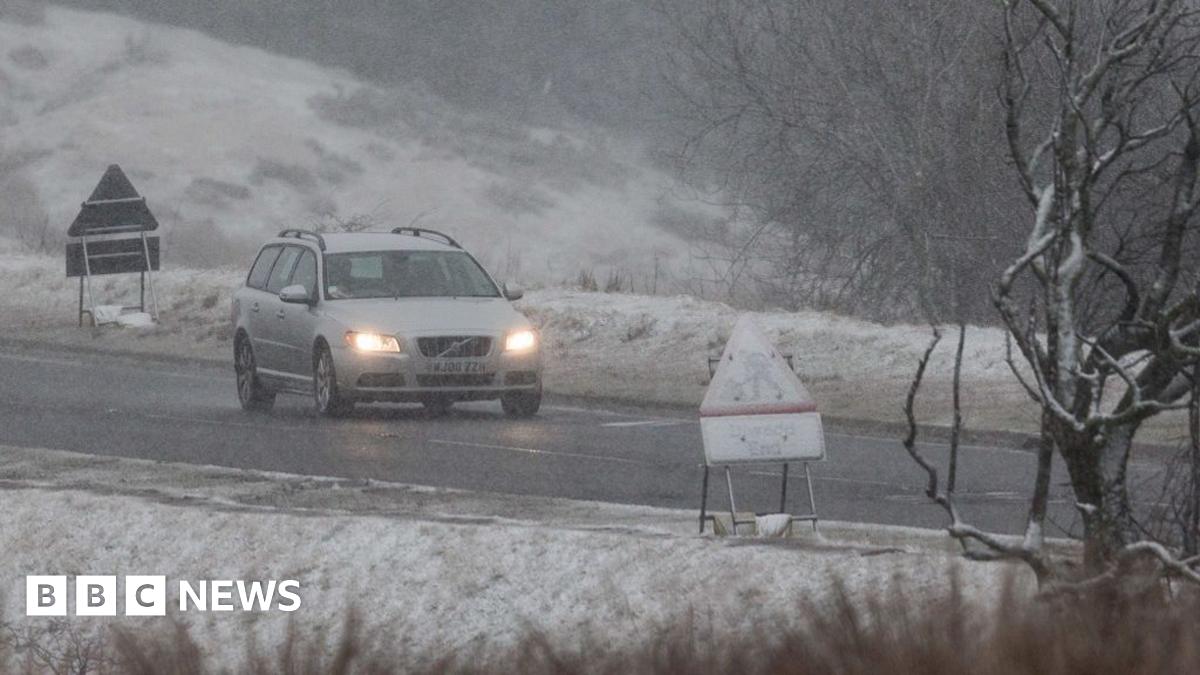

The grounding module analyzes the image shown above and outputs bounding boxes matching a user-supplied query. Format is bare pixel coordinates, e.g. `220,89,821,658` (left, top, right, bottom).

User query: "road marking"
824,431,1035,457
601,420,687,428
136,412,303,431
429,439,652,466
748,470,898,488
544,404,639,417
0,352,82,368
545,404,692,423
0,351,223,382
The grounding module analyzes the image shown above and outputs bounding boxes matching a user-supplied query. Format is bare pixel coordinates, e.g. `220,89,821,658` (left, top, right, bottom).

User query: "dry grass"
3,577,1198,674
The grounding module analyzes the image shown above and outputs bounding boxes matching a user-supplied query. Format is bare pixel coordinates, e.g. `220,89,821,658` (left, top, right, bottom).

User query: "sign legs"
803,462,819,533
80,235,97,327
780,463,789,513
698,462,820,535
140,232,160,320
725,466,738,535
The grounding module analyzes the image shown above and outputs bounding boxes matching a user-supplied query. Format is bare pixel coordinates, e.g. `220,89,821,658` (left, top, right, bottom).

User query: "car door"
257,245,304,375
244,245,283,364
278,247,320,378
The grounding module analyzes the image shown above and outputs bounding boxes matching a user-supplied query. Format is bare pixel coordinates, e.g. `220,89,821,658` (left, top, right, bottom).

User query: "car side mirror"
279,284,313,305
503,282,524,301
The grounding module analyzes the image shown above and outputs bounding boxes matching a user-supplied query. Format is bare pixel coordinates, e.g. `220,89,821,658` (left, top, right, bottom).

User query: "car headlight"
345,331,402,353
504,329,538,353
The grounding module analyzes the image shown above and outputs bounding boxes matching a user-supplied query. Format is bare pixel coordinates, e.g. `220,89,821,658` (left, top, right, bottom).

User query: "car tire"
501,389,541,418
314,343,354,417
422,396,453,417
235,337,275,412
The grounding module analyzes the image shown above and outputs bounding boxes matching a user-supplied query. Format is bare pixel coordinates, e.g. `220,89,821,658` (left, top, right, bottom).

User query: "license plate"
428,360,487,374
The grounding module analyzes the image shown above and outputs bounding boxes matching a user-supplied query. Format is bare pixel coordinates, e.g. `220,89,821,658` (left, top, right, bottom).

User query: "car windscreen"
324,250,501,299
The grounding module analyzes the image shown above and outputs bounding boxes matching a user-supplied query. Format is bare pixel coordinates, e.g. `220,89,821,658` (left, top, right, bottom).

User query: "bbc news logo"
26,576,301,616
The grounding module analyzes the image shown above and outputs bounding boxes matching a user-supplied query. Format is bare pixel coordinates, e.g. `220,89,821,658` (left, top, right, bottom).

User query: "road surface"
0,342,1164,537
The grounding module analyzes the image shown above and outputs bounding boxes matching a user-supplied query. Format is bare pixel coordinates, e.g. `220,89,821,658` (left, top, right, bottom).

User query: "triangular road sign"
86,164,141,202
68,164,159,236
700,315,825,464
701,315,816,417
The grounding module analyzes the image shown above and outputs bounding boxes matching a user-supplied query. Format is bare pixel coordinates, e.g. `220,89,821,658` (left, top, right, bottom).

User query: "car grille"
417,336,492,358
416,374,495,388
357,373,406,388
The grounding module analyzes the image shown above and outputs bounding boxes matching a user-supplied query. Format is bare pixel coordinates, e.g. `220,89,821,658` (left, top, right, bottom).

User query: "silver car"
230,228,542,417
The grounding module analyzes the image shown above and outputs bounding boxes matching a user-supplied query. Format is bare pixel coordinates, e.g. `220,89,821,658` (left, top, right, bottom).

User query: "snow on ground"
0,444,1033,667
0,247,1189,442
0,5,697,283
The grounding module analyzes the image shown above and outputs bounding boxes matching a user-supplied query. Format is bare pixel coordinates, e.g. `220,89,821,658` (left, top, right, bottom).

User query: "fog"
54,0,666,129
5,1,1194,322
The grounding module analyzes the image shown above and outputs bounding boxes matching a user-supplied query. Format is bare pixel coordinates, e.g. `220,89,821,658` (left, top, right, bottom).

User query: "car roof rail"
389,227,461,249
277,229,326,251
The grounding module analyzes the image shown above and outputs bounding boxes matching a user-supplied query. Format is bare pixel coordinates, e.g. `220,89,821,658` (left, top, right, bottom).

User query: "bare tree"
658,0,1019,321
928,0,1200,577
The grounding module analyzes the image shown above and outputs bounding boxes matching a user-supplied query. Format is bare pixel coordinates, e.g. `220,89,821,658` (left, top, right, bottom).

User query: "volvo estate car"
230,228,542,417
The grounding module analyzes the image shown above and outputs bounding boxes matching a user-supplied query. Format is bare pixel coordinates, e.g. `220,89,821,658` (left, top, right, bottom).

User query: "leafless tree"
900,0,1200,582
658,0,1020,321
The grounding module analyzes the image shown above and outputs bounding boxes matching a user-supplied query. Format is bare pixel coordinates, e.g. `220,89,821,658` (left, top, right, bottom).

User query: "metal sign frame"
69,231,160,326
65,166,161,326
699,461,819,535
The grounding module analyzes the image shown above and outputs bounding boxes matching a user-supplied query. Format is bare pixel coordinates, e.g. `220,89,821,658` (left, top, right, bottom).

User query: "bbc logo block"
76,575,118,616
25,576,301,615
27,576,166,617
26,576,66,616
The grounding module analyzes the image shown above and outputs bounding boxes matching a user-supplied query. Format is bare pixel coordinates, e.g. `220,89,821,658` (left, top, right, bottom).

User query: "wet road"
0,343,1158,537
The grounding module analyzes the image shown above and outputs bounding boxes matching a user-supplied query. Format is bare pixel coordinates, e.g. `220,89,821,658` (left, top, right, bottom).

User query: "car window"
265,246,303,293
246,246,282,290
291,249,318,299
324,250,500,299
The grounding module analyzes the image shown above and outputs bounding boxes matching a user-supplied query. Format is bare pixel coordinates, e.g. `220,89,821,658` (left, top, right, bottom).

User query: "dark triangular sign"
68,164,159,237
86,164,141,202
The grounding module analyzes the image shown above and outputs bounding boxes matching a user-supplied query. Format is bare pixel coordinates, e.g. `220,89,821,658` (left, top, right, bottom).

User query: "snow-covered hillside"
0,5,697,282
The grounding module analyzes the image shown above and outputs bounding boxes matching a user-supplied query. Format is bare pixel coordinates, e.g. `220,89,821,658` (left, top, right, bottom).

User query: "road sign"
67,164,159,237
698,315,826,536
65,165,161,325
700,316,825,463
66,237,159,277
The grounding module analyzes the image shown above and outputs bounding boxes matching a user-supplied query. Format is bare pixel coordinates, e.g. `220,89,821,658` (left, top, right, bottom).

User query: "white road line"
824,431,1034,457
429,439,652,466
0,351,224,382
137,412,298,431
544,404,691,424
543,404,632,417
0,352,81,368
552,405,1036,457
600,420,687,428
747,470,898,488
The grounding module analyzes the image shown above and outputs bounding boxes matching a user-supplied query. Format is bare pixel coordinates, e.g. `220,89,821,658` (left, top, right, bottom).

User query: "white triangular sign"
700,316,825,464
702,316,816,417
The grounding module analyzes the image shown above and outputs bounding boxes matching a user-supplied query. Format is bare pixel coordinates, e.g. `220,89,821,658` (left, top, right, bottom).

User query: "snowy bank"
0,444,1030,667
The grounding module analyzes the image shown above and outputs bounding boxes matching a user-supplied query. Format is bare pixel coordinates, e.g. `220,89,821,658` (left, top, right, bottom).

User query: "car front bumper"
331,342,542,402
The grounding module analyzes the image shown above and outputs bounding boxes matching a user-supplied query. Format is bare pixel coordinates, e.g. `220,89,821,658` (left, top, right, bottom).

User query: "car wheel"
501,389,541,418
422,396,453,417
314,343,354,417
235,337,275,412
